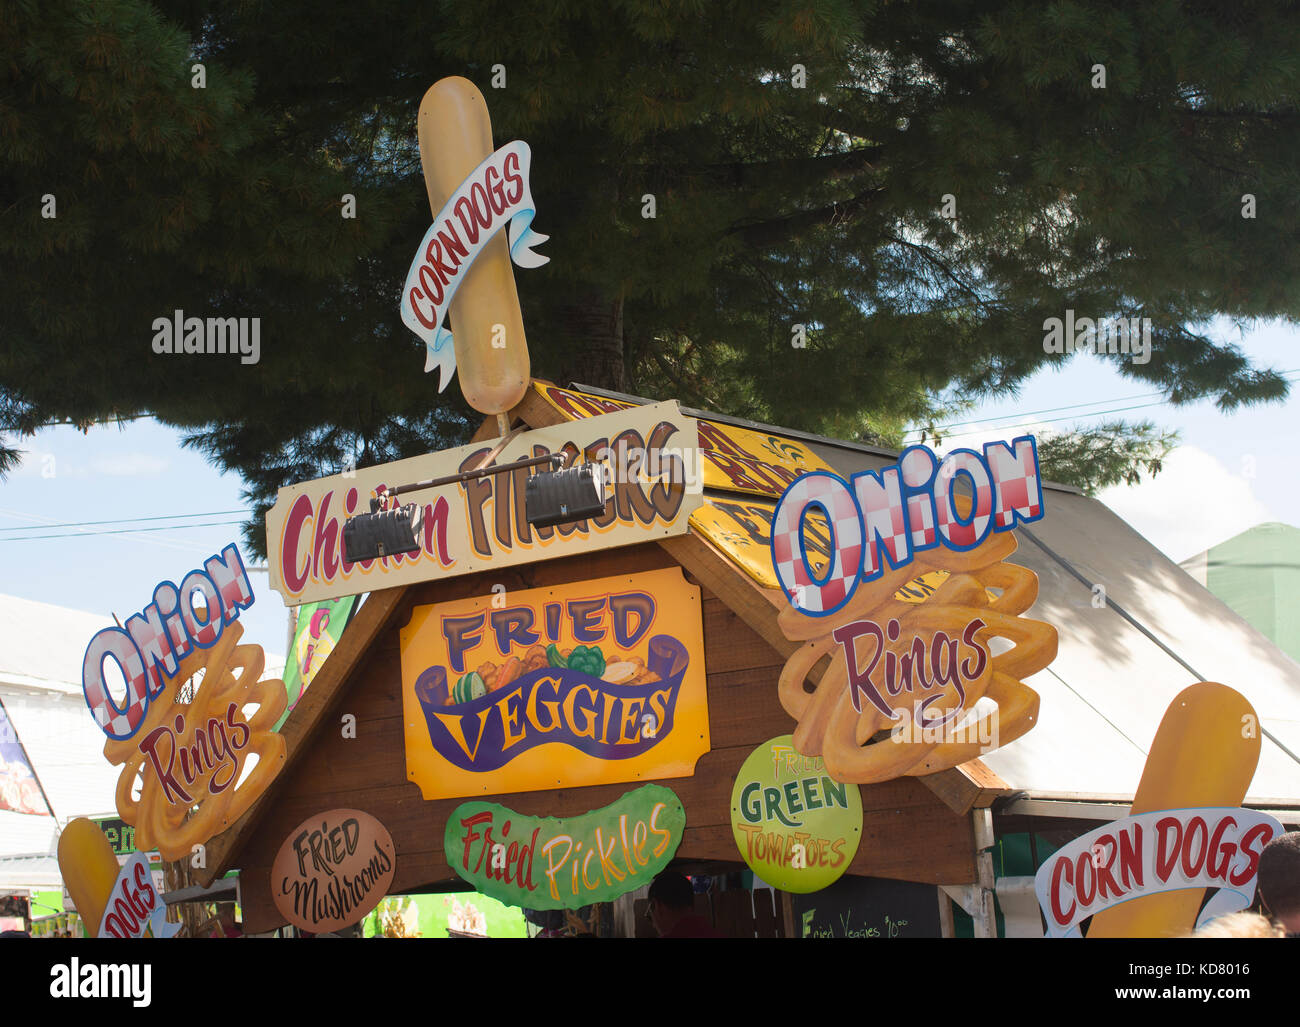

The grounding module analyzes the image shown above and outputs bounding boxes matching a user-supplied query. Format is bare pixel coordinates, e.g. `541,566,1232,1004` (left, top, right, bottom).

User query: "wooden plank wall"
233,543,977,934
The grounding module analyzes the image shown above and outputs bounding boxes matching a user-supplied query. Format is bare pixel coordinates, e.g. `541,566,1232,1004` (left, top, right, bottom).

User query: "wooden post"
780,889,796,939
972,807,997,938
937,887,955,938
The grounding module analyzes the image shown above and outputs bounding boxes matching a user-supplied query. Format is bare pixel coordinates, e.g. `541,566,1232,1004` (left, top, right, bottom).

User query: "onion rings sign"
1035,808,1283,937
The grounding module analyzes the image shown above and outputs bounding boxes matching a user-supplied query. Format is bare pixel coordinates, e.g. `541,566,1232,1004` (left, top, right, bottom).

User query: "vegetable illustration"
452,671,487,705
567,646,606,678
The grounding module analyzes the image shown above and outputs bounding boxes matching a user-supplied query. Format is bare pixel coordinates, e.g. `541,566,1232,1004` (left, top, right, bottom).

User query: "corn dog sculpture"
1085,682,1268,938
400,76,547,420
57,817,179,938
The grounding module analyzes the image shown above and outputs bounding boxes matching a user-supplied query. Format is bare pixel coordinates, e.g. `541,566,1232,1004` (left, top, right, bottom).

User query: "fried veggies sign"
400,567,710,799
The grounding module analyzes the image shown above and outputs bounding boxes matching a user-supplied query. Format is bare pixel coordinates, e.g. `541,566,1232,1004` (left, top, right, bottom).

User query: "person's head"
1192,911,1284,938
646,871,693,936
1257,831,1300,932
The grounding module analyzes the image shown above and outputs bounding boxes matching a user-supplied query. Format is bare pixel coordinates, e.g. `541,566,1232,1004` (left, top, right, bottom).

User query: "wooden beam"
195,585,411,887
658,528,793,659
471,382,569,443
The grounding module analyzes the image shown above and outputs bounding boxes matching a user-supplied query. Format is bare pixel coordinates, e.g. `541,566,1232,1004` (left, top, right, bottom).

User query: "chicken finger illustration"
1086,681,1262,938
404,76,541,418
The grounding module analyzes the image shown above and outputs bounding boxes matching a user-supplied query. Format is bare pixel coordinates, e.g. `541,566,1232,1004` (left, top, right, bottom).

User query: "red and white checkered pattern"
899,447,939,548
205,544,255,623
179,572,221,647
82,628,151,740
772,474,864,615
984,436,1043,528
852,468,909,578
934,451,994,548
125,609,177,699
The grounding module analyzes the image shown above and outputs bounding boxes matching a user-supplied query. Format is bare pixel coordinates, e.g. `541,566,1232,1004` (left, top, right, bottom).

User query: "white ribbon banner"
1035,807,1284,937
96,851,181,939
399,140,548,389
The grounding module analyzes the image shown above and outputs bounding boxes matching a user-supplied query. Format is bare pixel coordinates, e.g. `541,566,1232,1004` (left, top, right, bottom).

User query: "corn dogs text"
401,76,549,416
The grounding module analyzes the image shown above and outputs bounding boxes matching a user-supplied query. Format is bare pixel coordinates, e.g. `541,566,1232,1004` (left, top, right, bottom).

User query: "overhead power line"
0,518,249,543
903,368,1300,442
0,509,248,534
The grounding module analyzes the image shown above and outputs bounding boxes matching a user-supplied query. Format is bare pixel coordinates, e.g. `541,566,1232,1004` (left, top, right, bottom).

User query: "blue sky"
1,317,1295,666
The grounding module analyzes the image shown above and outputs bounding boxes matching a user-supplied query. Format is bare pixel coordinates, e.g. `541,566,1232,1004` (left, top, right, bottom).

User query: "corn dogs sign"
1036,808,1284,937
400,568,709,800
266,402,702,607
400,139,548,389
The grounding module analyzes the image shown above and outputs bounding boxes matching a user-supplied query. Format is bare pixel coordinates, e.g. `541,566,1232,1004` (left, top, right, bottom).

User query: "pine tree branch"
729,188,886,248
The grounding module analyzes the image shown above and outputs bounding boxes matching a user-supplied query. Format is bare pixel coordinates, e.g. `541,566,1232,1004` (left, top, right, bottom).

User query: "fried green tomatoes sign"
731,736,863,892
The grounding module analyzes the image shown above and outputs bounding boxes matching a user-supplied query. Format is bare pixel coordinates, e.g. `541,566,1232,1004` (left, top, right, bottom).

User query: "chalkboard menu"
788,875,941,938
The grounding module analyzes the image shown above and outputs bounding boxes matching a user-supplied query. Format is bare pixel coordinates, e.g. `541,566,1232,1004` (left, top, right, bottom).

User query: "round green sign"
730,735,863,893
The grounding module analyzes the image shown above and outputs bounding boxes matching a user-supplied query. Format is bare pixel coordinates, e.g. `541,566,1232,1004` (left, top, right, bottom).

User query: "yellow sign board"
265,400,701,606
691,495,965,605
400,567,711,800
531,382,836,499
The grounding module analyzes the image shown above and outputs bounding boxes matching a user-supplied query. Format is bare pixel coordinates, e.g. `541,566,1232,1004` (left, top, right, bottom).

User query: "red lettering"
1093,833,1122,900
542,385,627,419
1207,815,1237,880
408,286,438,329
695,420,746,457
1155,816,1183,882
1049,856,1075,927
437,223,469,268
460,811,493,873
469,183,492,228
485,165,506,215
313,491,340,582
1229,823,1275,887
1075,851,1096,906
1181,815,1209,879
137,725,193,804
1118,824,1144,889
454,196,480,244
418,261,444,307
426,231,459,283
422,496,454,567
280,493,314,594
225,702,251,750
502,150,524,206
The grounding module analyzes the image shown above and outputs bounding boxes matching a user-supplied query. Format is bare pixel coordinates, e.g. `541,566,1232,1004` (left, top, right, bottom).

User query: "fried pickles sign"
265,401,701,607
445,785,685,909
400,567,710,799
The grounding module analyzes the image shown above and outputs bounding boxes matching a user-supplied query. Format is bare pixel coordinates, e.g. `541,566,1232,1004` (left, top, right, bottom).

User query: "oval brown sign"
271,808,396,933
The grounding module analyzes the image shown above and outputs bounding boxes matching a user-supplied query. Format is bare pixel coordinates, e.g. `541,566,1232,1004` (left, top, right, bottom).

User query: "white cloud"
1098,445,1276,563
89,454,170,476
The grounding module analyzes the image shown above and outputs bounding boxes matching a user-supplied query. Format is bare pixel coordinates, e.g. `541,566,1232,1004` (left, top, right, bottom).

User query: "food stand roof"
200,383,1300,907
